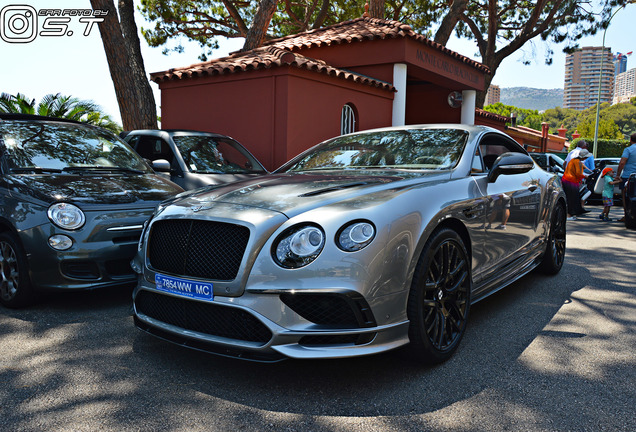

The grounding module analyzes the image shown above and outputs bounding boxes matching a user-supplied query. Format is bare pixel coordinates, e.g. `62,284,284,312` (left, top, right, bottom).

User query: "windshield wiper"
10,167,62,174
62,166,145,174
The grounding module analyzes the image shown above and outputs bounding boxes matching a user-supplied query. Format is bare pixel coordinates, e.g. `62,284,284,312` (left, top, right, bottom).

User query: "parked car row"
530,152,622,205
1,114,569,364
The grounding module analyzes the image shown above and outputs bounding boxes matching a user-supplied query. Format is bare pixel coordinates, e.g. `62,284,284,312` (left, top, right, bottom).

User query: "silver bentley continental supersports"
131,125,567,363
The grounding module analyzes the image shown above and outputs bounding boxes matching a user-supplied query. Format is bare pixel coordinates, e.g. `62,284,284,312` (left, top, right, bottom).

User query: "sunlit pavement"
0,204,634,432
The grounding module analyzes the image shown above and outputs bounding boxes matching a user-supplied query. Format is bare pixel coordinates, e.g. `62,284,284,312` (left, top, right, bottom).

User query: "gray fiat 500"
0,114,183,308
132,124,567,363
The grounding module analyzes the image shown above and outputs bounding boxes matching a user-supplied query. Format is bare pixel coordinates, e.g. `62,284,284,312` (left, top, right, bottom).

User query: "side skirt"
471,241,545,304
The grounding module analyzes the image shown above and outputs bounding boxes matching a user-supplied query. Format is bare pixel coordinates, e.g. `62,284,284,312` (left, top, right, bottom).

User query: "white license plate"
155,273,213,301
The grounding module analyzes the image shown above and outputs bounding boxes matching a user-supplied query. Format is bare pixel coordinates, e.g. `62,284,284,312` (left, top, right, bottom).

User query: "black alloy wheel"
0,231,34,308
538,202,566,275
407,228,471,364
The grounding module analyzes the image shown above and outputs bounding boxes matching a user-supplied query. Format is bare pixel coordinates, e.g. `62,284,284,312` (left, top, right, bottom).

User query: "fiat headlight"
273,224,325,268
47,203,85,230
337,221,375,252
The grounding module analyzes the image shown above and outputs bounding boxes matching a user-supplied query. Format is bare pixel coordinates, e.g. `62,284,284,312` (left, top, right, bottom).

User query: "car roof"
0,113,83,125
124,129,232,138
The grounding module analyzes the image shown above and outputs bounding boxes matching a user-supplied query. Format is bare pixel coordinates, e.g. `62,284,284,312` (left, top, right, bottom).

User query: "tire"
406,228,471,364
0,231,35,308
626,215,636,230
538,202,566,275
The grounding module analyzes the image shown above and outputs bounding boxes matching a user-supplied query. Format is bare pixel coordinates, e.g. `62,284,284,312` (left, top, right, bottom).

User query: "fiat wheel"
0,231,34,308
407,228,471,364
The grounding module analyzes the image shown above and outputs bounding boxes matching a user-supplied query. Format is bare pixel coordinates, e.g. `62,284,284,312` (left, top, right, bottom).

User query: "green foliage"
543,106,582,139
571,137,628,158
485,99,635,147
576,118,623,140
450,0,619,63
483,102,543,130
139,1,443,58
0,93,122,134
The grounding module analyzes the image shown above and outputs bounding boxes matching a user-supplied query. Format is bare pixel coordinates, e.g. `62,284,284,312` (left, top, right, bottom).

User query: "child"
599,167,620,221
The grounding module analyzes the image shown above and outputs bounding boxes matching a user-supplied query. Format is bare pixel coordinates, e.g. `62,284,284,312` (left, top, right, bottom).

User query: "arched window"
340,104,356,135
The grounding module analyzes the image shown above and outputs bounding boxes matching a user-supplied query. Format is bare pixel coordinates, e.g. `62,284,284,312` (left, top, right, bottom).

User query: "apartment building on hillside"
563,46,614,110
613,68,636,104
485,84,501,106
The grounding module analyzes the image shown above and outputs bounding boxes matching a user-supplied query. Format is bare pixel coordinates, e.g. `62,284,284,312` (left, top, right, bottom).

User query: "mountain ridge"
498,87,564,111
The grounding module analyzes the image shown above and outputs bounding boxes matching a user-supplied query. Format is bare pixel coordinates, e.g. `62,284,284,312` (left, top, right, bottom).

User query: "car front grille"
135,290,272,344
147,219,249,281
280,293,377,328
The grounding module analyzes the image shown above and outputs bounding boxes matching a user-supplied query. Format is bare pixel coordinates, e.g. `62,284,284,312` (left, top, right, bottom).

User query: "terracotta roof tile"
151,45,394,91
265,17,489,74
151,17,488,85
476,108,509,122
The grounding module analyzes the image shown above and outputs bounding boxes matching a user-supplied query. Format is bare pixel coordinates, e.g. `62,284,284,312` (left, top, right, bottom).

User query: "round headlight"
48,234,73,251
273,224,325,268
337,221,375,252
47,203,86,230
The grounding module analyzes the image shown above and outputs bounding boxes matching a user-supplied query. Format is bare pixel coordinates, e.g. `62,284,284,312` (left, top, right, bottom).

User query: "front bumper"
133,284,410,362
20,208,154,291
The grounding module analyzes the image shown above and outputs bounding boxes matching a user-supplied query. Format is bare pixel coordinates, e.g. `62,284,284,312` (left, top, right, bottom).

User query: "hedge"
570,137,629,157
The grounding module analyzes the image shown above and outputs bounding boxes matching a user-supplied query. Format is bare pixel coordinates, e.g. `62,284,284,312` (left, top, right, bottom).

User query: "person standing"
564,140,595,172
562,149,591,220
615,132,636,222
564,140,594,212
598,167,620,221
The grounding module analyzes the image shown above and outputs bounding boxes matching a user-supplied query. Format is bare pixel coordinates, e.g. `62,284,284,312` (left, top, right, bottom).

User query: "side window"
341,104,356,135
471,147,484,173
135,137,173,162
479,134,525,171
126,135,140,149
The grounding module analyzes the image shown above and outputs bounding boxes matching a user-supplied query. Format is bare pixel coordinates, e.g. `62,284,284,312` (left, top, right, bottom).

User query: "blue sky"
1,0,634,125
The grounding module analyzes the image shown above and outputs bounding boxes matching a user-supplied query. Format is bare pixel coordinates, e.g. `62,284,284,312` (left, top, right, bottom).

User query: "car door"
473,134,541,279
129,134,185,187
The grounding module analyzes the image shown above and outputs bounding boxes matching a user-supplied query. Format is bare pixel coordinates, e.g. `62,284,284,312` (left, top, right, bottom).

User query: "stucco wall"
157,68,394,170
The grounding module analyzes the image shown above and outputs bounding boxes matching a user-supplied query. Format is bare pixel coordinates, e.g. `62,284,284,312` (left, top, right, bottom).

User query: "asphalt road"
1,205,634,432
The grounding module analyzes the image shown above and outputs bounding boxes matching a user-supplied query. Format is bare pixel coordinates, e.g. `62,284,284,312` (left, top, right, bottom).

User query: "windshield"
0,120,150,173
281,128,469,173
172,135,266,174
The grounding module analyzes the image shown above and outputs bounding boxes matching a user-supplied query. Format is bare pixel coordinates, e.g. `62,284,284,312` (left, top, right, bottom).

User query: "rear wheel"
0,231,35,308
538,202,566,275
406,228,471,364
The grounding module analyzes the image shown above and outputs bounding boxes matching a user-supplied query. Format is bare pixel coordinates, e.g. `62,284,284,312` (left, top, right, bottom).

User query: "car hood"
6,173,184,206
167,171,450,217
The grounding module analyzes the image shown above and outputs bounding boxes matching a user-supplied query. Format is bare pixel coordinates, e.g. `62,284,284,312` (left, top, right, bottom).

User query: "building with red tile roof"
152,17,491,170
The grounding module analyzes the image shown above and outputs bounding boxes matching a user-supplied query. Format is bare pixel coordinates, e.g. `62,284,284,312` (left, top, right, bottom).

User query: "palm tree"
0,93,122,134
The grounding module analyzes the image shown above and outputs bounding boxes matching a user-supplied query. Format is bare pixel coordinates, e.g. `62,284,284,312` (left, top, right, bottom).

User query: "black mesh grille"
280,293,376,328
148,219,249,280
135,290,272,344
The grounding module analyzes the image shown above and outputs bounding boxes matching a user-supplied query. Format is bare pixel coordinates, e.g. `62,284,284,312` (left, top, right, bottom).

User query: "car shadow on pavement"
1,211,634,431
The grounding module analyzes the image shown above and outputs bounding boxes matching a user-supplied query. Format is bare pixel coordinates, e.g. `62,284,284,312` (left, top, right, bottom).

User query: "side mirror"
151,159,171,173
488,152,534,182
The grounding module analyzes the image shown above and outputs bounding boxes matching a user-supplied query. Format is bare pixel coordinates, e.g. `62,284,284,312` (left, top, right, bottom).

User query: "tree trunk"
118,0,157,129
90,0,157,130
369,0,385,19
434,0,468,46
242,0,279,51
